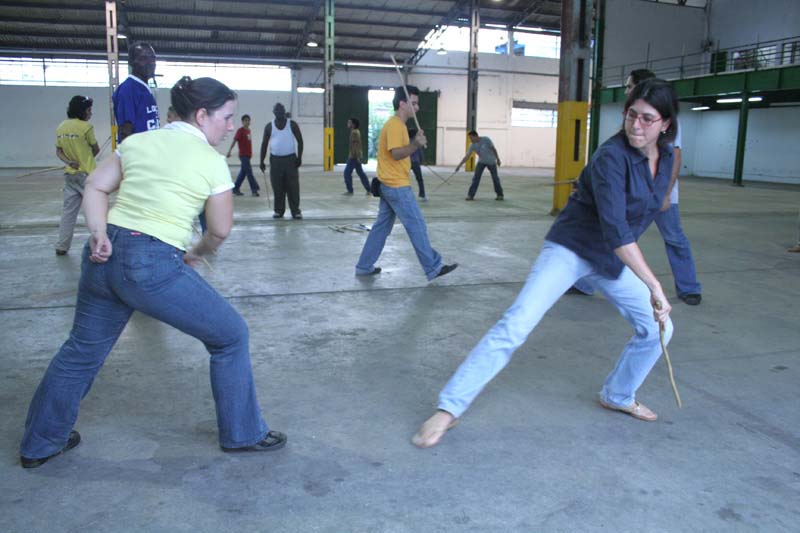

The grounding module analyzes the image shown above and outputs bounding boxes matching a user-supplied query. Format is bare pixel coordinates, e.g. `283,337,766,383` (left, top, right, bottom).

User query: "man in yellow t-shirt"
355,85,457,281
54,95,100,255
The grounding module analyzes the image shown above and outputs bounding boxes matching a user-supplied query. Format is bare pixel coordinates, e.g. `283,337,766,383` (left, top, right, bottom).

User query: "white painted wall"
603,0,707,84
708,0,800,48
0,51,559,169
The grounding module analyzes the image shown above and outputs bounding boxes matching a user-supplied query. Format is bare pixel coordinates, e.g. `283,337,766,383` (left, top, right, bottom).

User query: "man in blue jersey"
113,42,160,143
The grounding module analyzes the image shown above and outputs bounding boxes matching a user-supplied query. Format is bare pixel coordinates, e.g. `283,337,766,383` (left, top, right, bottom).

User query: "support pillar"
323,0,335,171
105,1,120,150
732,91,749,187
552,0,593,215
588,0,605,156
465,0,479,172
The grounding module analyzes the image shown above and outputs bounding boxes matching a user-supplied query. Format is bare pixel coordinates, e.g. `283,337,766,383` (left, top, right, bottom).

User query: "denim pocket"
121,235,180,287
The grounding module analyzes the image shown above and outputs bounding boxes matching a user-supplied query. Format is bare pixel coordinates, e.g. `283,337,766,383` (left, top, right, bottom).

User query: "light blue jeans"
574,203,700,297
438,240,673,418
355,183,443,280
20,225,269,459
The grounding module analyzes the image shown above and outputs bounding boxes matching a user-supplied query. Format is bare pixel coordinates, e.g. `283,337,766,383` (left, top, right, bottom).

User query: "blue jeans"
654,204,701,297
438,240,673,417
344,157,370,193
573,203,701,297
20,225,269,459
234,156,260,193
467,163,503,198
355,183,443,280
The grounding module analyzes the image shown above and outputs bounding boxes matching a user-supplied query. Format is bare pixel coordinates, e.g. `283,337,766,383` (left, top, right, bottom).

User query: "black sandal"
221,430,287,453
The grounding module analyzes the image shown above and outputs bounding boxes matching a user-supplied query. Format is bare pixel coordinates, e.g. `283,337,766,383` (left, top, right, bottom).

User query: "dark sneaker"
273,213,284,219
679,293,702,306
21,430,81,469
55,249,68,256
292,213,303,220
356,267,381,276
252,191,260,197
435,263,458,279
221,431,287,453
496,195,504,201
232,189,244,196
465,196,474,201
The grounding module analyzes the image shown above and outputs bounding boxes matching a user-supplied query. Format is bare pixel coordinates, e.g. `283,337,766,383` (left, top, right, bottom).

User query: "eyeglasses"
623,109,663,127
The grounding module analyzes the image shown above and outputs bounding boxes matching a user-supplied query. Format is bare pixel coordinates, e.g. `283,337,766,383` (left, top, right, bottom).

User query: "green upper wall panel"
599,65,800,101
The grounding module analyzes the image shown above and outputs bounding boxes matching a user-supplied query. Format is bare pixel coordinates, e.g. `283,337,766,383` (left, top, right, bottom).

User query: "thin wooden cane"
655,300,682,408
390,55,422,132
261,169,271,209
14,166,64,180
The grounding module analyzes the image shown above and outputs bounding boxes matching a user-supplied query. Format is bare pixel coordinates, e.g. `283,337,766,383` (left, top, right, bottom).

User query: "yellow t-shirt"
377,115,410,188
108,122,233,250
55,118,97,174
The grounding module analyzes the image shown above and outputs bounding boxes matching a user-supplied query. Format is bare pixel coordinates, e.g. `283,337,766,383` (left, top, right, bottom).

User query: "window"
511,102,558,128
0,57,292,91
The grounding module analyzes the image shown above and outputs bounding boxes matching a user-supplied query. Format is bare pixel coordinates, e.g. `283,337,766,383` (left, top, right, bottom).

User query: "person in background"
112,42,159,144
408,128,426,202
228,114,260,197
54,95,100,256
259,103,304,219
343,117,371,195
456,130,504,201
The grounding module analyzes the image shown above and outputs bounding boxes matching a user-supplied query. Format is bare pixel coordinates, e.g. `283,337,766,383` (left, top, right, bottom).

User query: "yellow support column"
465,133,476,171
552,101,588,214
324,127,334,171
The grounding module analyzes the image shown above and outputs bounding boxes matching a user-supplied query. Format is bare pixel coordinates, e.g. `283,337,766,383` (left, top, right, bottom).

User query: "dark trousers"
234,156,259,193
344,157,370,193
467,163,503,198
270,154,300,216
411,162,426,198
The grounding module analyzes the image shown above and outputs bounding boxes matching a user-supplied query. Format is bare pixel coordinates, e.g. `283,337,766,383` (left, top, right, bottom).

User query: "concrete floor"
1,164,799,532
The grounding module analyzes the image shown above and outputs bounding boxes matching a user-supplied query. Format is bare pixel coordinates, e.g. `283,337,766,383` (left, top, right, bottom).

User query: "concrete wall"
708,0,800,48
0,51,559,169
603,0,707,84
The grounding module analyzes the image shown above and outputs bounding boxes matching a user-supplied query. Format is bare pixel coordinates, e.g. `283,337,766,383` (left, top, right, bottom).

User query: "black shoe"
21,430,81,469
435,263,458,279
357,267,381,276
273,213,284,219
292,213,303,220
55,249,67,256
465,196,474,201
232,189,244,196
496,195,504,201
221,431,287,453
252,191,260,197
679,293,702,305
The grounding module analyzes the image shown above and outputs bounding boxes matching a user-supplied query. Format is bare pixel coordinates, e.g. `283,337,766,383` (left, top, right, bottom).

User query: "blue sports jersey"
113,76,160,142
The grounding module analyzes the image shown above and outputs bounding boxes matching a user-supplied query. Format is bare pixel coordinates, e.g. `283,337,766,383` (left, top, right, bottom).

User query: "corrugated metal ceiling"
0,0,563,63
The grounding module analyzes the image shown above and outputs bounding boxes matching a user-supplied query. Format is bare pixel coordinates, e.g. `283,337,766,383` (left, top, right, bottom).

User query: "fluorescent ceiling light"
117,33,127,39
691,106,710,111
486,23,507,29
297,87,324,93
343,62,395,69
306,41,318,48
716,96,764,104
436,48,447,55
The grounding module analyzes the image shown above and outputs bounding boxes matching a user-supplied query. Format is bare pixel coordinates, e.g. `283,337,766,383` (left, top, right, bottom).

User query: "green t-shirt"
55,118,98,174
108,122,233,250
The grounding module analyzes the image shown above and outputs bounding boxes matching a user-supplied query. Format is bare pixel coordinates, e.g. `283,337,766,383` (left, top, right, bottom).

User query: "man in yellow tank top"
355,86,457,281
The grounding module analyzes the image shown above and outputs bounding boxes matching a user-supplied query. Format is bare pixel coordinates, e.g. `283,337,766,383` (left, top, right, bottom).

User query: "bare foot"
411,410,458,448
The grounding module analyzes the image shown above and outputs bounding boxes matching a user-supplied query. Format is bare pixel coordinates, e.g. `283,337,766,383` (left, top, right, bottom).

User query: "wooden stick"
655,301,682,408
390,55,421,131
14,166,63,180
